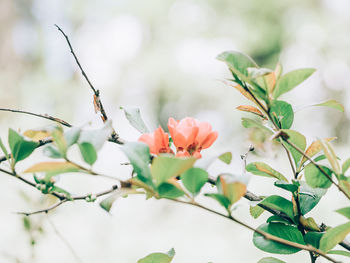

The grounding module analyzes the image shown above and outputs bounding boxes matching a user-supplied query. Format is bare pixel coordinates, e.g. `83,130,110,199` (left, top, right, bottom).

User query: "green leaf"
257,257,286,263
78,142,97,165
315,99,344,112
335,207,350,219
319,139,341,175
180,168,208,196
314,154,327,162
250,205,265,219
270,100,294,129
51,126,67,156
281,129,306,168
151,155,196,185
299,181,327,215
121,107,150,134
43,145,63,159
327,250,350,257
246,162,288,181
8,129,39,163
137,248,175,263
158,183,185,199
273,68,316,98
218,152,232,164
217,51,267,100
217,50,258,78
304,232,323,248
8,128,22,152
241,118,273,134
274,180,299,193
259,195,295,220
253,223,305,254
0,137,9,162
122,142,152,184
266,216,291,225
320,222,350,252
205,193,230,209
342,158,350,174
305,164,332,188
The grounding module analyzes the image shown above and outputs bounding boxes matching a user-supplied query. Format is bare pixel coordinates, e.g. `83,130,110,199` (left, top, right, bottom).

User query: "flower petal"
196,122,212,145
201,131,218,149
138,133,156,154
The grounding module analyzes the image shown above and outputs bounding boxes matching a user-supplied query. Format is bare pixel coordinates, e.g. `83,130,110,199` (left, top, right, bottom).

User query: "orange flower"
168,117,218,158
138,126,172,155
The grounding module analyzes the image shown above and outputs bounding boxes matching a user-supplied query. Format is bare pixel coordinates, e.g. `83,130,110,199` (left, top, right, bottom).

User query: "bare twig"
54,25,97,95
0,108,72,127
17,200,67,216
46,215,84,263
15,182,120,216
55,25,124,145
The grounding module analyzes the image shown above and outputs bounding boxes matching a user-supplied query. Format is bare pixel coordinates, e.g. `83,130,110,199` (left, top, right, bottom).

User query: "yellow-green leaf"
151,155,196,185
236,105,265,118
335,207,350,220
342,158,350,174
220,175,246,205
246,162,288,181
273,68,316,99
299,137,336,169
224,81,256,103
218,152,232,164
137,248,175,263
320,222,350,252
315,99,344,112
23,161,79,174
23,129,51,142
319,139,341,175
250,205,265,219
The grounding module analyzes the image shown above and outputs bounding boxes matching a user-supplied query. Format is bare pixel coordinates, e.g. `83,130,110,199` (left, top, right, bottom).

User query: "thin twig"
46,215,84,263
15,183,120,216
0,108,72,127
54,25,97,95
17,200,67,216
55,25,124,145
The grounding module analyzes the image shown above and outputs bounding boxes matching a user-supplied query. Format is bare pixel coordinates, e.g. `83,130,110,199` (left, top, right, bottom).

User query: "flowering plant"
1,27,350,263
139,117,218,158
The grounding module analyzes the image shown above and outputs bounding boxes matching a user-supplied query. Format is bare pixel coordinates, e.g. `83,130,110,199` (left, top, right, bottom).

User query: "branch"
0,108,72,127
170,198,340,263
230,81,350,253
16,184,120,216
54,25,124,145
54,25,97,95
0,138,52,164
282,136,350,200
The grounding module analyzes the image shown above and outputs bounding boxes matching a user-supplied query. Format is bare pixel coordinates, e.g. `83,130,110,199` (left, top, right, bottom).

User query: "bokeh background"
1,0,350,262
